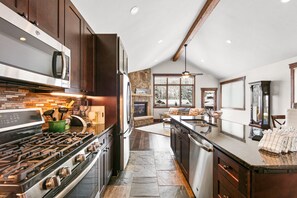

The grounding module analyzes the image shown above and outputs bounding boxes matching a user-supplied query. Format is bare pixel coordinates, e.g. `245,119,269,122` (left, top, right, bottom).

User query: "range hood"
0,3,71,90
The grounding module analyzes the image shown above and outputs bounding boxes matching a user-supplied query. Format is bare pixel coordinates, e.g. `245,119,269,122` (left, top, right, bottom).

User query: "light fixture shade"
182,71,190,78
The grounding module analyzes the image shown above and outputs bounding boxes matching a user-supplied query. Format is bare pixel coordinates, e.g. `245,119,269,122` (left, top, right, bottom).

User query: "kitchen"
1,0,297,198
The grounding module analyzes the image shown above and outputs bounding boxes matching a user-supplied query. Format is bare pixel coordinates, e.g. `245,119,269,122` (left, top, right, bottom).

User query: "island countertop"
171,115,297,171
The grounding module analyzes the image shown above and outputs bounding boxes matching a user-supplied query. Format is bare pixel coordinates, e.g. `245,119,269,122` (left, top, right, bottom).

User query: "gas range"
0,109,100,198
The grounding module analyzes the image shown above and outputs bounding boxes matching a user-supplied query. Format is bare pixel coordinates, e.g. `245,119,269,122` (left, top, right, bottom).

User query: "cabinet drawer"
215,149,249,196
98,133,107,148
106,129,113,143
218,172,245,198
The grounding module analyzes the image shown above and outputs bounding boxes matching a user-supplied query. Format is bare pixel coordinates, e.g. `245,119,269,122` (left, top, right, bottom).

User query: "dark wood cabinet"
64,0,82,92
170,120,190,180
81,21,95,94
28,0,64,43
99,127,114,195
1,0,64,43
95,34,128,96
214,148,249,198
1,0,28,19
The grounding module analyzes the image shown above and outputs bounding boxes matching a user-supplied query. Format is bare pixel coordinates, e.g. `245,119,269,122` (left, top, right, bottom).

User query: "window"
153,74,195,108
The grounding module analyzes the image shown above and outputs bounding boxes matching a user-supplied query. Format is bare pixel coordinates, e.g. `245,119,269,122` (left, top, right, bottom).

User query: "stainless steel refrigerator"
119,73,133,170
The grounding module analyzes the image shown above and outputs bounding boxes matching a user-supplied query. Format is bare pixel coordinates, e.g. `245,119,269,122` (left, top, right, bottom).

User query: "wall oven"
0,3,70,89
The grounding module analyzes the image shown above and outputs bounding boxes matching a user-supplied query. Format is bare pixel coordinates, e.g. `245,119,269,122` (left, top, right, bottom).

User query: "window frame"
153,74,196,108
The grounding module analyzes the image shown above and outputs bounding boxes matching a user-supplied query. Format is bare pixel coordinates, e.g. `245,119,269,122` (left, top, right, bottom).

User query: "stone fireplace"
134,101,148,117
129,69,154,127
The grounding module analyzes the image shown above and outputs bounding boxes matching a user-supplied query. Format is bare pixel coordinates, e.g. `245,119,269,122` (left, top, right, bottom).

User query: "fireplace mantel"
132,93,152,97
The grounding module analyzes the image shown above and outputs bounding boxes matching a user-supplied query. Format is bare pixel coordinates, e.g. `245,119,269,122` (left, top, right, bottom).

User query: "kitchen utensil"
43,109,56,121
48,120,66,132
80,98,89,118
58,107,69,120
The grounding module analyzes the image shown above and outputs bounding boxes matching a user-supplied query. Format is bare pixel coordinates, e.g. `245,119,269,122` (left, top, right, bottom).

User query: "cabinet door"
1,0,28,19
81,21,95,94
99,150,106,193
65,1,82,91
175,132,182,163
106,140,113,183
181,137,189,180
28,0,64,43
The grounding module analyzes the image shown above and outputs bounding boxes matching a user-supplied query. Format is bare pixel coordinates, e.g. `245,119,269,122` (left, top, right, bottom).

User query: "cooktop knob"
87,144,97,152
58,167,71,178
42,176,61,190
75,154,86,163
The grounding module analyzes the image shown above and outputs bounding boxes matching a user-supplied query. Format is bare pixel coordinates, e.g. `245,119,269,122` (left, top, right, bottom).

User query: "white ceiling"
72,0,297,79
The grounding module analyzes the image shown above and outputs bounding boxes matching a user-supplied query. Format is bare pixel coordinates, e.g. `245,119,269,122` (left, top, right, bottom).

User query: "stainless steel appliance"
188,132,213,198
0,3,71,89
119,73,133,170
0,109,101,198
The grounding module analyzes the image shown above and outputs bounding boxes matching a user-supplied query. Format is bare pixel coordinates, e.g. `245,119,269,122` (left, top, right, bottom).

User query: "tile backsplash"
0,86,79,112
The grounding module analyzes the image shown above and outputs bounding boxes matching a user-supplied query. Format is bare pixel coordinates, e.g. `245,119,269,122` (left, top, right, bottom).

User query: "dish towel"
258,127,297,154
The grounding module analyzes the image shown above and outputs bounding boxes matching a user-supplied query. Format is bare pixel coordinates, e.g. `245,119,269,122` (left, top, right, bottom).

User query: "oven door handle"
188,134,213,152
55,150,101,198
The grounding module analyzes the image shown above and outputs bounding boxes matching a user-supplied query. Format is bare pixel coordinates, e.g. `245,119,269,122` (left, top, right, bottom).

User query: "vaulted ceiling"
72,0,297,79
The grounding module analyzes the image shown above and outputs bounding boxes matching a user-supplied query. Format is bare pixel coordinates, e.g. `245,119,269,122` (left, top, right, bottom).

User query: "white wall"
151,59,219,119
220,56,297,125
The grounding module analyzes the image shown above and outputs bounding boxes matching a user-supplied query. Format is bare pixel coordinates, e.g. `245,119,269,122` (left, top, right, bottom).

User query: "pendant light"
182,44,191,78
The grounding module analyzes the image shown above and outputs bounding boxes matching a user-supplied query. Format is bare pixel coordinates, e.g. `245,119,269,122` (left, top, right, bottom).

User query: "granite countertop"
66,120,115,137
171,115,297,171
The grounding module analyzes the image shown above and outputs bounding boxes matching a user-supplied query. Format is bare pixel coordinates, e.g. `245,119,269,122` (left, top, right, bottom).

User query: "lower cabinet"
170,120,190,181
98,127,114,196
213,148,248,198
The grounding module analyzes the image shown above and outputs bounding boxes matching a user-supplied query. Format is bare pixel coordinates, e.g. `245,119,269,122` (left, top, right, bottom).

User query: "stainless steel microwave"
0,3,71,89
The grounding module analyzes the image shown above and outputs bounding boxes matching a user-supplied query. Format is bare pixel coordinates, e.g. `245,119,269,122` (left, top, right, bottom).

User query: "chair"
286,109,297,128
271,115,286,128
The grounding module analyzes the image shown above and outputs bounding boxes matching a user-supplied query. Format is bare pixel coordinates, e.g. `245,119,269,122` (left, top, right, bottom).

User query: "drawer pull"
223,165,231,170
223,195,230,198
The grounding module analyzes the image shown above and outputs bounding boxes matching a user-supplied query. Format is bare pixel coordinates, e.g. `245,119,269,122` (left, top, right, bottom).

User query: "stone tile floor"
103,151,192,198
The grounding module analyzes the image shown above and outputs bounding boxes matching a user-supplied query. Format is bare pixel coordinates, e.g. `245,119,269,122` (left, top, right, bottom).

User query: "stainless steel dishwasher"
188,132,213,198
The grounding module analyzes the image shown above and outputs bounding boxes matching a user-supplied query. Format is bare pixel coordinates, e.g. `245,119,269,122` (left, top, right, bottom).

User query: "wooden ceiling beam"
172,0,220,61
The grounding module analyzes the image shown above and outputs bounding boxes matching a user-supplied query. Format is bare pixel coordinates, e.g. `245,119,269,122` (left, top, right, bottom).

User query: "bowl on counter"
49,120,66,132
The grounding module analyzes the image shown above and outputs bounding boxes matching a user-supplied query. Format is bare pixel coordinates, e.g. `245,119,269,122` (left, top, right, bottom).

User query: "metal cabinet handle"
223,195,230,198
18,12,27,19
188,134,213,152
223,165,231,170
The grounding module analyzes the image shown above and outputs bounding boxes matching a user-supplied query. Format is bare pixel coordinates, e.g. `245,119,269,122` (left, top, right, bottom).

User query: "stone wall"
129,69,153,126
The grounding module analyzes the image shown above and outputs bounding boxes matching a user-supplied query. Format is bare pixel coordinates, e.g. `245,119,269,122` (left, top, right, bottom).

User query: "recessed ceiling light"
154,59,158,62
201,59,205,63
280,0,290,3
130,6,139,15
158,40,163,44
20,37,26,41
226,40,232,44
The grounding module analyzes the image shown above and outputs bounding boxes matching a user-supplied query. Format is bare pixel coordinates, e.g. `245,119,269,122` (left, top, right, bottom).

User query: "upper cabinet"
28,0,64,43
95,34,128,96
0,0,64,43
81,21,95,94
0,0,28,18
64,0,83,92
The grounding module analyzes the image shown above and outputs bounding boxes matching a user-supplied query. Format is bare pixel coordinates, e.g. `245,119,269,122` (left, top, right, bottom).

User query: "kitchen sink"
182,119,209,127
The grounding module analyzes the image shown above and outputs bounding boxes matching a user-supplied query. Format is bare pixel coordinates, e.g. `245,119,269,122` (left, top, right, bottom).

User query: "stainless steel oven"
55,150,101,198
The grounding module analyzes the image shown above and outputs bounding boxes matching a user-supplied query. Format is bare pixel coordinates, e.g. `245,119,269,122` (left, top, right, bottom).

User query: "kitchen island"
170,115,297,198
